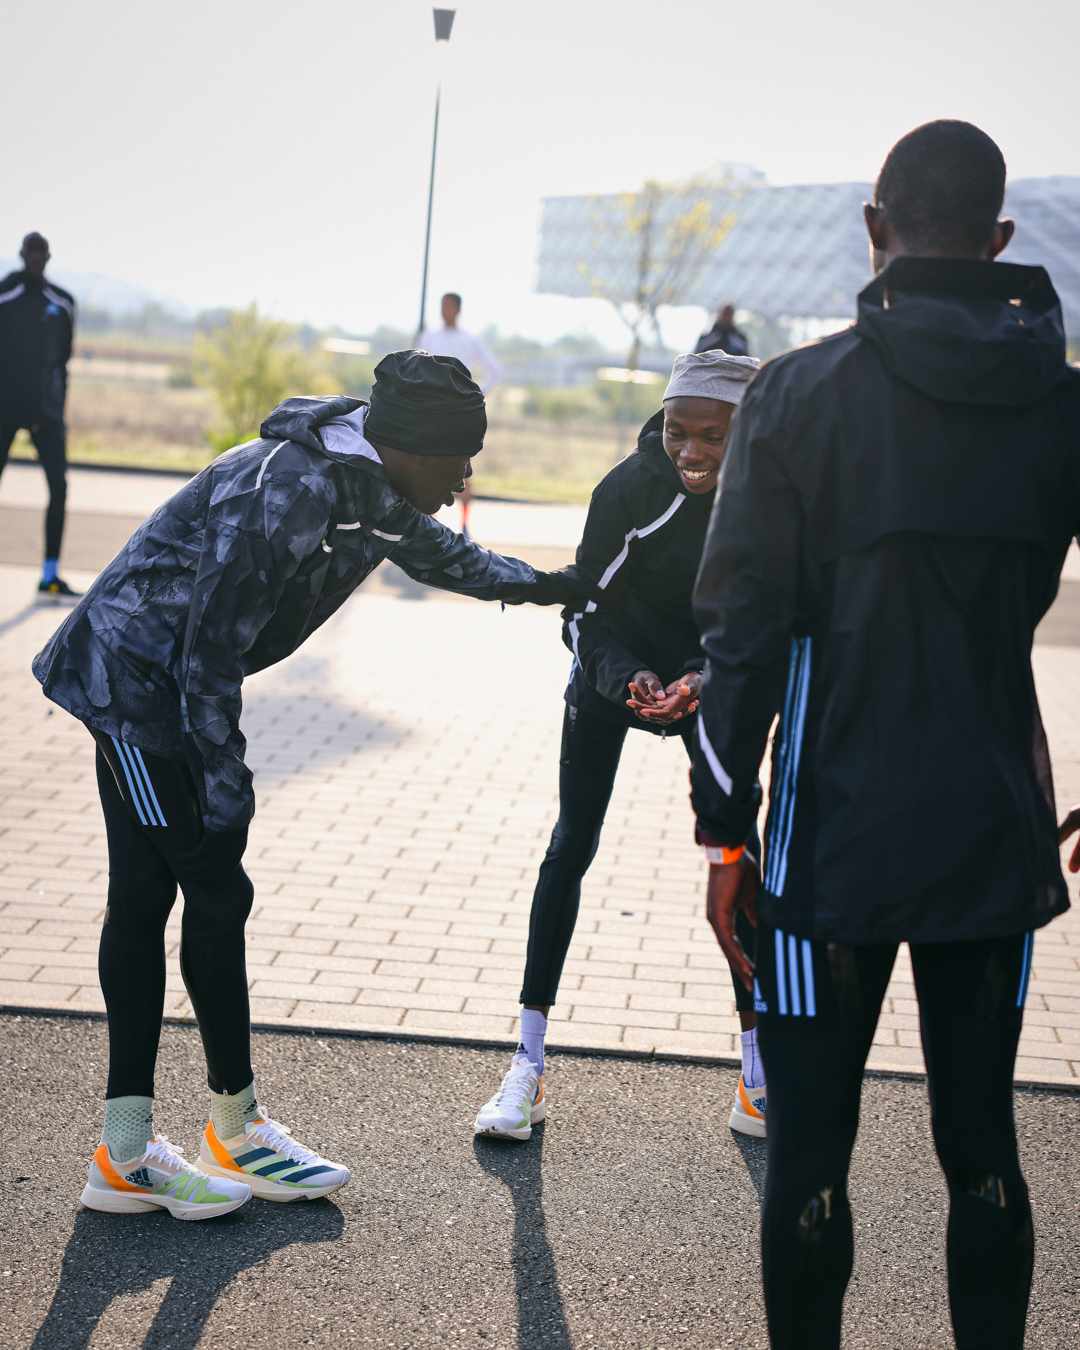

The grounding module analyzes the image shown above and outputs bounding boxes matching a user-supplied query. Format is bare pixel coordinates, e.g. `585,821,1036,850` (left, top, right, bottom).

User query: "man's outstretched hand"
522,568,593,609
1059,804,1080,873
626,670,701,726
706,854,760,993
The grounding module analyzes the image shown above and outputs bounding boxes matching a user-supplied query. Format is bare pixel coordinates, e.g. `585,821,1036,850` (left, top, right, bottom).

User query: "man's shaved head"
874,121,1006,256
22,231,49,253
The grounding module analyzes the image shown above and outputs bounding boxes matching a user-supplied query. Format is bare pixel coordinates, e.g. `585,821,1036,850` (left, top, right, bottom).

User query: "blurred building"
536,175,1080,345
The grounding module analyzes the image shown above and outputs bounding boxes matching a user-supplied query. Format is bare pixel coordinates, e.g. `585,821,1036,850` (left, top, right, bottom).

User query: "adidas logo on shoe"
124,1167,153,1188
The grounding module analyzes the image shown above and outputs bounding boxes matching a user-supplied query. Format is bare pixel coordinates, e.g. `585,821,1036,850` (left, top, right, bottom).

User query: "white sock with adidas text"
513,1008,547,1076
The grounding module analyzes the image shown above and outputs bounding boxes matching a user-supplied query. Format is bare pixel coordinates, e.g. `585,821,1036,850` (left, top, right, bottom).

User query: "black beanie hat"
365,350,486,457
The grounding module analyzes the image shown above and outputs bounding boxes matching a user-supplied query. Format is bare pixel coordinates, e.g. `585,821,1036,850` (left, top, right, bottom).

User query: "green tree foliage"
193,305,339,454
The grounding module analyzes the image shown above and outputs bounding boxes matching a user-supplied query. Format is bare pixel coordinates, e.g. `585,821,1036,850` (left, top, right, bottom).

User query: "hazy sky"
4,0,1077,347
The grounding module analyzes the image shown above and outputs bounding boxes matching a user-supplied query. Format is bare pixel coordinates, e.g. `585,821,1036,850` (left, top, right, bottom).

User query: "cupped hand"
1059,804,1080,872
626,671,701,726
705,854,760,992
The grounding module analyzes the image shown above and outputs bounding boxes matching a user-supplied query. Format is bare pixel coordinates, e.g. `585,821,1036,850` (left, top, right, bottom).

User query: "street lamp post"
417,8,456,342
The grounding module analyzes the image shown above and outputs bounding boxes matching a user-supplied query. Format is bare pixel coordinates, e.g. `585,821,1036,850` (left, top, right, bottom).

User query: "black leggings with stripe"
93,731,254,1098
520,704,757,1010
755,923,1035,1350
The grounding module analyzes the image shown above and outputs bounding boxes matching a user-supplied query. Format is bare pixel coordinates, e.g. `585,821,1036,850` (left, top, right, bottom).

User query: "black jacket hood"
260,395,366,460
856,258,1069,409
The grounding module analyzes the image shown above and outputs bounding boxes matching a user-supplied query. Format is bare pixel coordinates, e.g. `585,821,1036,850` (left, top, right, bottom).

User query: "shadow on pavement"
0,600,65,639
473,1124,571,1350
242,652,405,789
29,1198,344,1350
731,1130,767,1205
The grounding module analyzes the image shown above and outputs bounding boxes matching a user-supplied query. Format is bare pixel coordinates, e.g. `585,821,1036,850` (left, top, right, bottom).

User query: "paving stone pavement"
2,500,1080,1084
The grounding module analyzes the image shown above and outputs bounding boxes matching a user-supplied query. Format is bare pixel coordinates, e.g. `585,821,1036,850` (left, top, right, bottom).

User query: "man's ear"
987,218,1015,260
863,202,889,252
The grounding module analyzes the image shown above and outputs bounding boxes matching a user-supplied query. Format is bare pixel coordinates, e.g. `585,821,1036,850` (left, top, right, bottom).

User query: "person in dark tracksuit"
0,232,79,598
690,120,1080,1349
473,351,769,1143
32,352,589,1222
695,302,750,357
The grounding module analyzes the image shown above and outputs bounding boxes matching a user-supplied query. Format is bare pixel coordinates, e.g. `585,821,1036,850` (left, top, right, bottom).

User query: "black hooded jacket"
0,270,75,421
562,411,714,731
690,258,1080,945
33,396,581,831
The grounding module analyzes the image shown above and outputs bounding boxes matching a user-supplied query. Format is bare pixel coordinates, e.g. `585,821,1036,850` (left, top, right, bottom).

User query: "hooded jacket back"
691,258,1080,945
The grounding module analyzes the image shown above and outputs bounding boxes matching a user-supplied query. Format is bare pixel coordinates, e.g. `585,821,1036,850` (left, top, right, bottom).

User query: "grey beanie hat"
663,351,760,405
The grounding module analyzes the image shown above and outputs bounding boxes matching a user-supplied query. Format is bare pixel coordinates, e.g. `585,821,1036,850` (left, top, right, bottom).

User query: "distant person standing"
695,301,750,357
418,293,504,394
418,293,503,536
0,232,79,597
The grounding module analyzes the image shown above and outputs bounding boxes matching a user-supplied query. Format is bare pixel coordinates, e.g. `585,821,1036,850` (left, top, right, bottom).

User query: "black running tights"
93,732,255,1098
520,704,756,1010
755,924,1035,1350
0,414,67,559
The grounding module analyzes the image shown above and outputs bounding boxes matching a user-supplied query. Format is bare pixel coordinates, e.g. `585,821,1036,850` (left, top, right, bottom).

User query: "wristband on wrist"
704,844,745,865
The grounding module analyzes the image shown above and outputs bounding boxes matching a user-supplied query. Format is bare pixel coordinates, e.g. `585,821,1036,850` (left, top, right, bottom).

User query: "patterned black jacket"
34,396,575,830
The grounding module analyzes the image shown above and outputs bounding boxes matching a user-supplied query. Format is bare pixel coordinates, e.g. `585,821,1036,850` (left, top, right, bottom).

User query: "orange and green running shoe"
81,1135,252,1220
199,1115,351,1202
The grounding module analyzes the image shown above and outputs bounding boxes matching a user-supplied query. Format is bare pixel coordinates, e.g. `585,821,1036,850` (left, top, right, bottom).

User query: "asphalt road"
0,1015,1077,1350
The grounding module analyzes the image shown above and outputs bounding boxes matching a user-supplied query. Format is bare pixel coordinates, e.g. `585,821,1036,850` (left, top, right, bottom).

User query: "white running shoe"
729,1073,767,1138
474,1061,546,1140
81,1135,252,1220
199,1115,351,1201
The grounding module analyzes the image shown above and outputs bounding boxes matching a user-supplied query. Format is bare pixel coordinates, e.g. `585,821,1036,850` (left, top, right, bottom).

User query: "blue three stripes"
764,636,812,897
774,928,817,1017
110,737,168,827
1017,931,1034,1009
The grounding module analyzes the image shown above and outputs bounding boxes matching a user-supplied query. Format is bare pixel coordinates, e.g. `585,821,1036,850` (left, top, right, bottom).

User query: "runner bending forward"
474,351,768,1141
33,352,586,1221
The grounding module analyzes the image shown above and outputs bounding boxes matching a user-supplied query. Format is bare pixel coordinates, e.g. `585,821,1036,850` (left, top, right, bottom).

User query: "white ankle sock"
740,1027,766,1089
513,1008,547,1076
210,1080,261,1141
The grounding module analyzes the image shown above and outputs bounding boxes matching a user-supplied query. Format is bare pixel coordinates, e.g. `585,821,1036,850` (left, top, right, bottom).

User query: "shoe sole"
198,1159,349,1202
728,1104,766,1138
80,1182,250,1220
474,1097,547,1141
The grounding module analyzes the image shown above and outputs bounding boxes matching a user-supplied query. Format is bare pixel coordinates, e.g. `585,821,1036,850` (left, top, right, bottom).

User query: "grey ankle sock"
102,1095,155,1162
210,1081,261,1141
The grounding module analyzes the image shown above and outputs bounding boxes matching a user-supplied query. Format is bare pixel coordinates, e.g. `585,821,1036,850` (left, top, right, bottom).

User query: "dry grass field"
10,370,635,500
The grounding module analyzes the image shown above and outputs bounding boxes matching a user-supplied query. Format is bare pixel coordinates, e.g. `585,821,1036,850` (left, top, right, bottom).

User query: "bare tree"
575,173,740,373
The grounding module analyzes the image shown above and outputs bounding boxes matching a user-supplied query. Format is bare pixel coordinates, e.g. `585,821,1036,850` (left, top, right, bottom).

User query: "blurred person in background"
473,350,770,1144
0,232,80,598
418,293,504,537
695,301,750,357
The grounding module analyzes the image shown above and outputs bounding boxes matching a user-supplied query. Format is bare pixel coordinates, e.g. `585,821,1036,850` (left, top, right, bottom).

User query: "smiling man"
32,349,587,1221
471,351,768,1144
